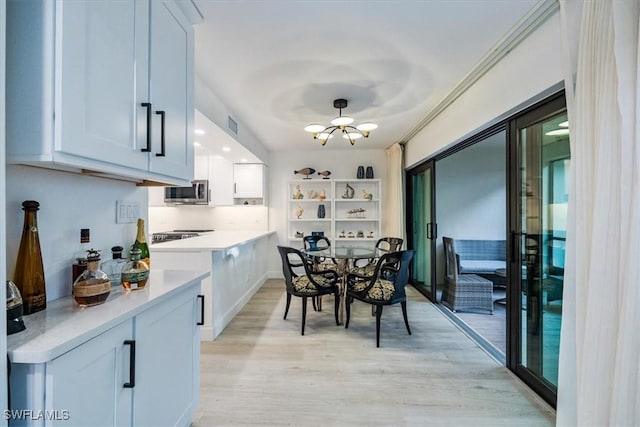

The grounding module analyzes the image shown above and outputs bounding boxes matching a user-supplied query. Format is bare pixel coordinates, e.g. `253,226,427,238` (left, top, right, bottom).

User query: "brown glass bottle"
14,200,47,314
72,249,111,307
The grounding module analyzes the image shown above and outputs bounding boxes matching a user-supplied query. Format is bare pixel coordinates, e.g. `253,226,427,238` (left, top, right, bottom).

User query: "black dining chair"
350,237,404,278
277,245,340,335
345,250,415,347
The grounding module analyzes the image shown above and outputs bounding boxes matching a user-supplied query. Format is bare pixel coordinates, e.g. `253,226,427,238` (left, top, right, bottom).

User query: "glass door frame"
507,91,566,407
406,159,436,302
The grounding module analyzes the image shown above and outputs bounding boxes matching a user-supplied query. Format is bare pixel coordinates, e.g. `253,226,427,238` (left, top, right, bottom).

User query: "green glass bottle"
14,200,47,314
133,218,150,269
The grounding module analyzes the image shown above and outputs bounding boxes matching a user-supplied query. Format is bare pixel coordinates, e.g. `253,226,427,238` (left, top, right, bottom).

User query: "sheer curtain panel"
557,1,640,425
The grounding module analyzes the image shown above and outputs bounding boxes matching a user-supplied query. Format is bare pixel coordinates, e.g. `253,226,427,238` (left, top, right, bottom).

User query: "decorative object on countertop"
362,189,373,201
294,167,316,179
72,228,92,284
342,183,355,199
295,231,305,238
308,189,317,199
101,246,128,287
14,200,46,315
318,170,332,179
295,206,304,219
121,247,150,291
357,166,365,179
133,218,150,269
293,184,304,199
73,249,111,307
303,98,378,146
318,189,327,201
339,230,346,238
6,280,26,335
366,166,374,179
317,204,326,219
356,230,364,238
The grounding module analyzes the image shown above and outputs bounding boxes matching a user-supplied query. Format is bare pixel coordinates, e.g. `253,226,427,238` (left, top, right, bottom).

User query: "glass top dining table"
301,245,388,260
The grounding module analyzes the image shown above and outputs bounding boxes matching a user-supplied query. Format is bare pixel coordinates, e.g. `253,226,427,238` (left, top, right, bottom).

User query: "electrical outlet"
116,201,140,224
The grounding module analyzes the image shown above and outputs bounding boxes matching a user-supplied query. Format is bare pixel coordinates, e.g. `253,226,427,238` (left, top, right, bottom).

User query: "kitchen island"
150,230,276,340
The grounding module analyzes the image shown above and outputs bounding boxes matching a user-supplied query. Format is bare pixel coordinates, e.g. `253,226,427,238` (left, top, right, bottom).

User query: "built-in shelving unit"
287,179,381,248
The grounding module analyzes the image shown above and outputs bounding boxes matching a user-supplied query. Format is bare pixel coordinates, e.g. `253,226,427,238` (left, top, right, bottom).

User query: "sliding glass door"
407,160,436,301
508,94,568,406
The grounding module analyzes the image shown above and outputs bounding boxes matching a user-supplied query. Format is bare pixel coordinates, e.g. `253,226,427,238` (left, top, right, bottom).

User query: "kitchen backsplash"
148,205,268,234
6,165,148,302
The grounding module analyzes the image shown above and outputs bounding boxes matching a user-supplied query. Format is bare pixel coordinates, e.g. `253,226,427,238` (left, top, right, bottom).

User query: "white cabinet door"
233,164,264,198
45,320,134,427
134,290,199,426
211,156,234,205
147,0,194,181
56,0,148,171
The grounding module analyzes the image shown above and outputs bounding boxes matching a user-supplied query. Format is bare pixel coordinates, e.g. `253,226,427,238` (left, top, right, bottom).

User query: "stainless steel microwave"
164,180,210,205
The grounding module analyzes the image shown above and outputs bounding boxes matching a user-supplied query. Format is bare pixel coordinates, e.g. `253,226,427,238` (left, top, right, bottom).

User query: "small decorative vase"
317,204,326,219
357,166,365,179
366,166,374,179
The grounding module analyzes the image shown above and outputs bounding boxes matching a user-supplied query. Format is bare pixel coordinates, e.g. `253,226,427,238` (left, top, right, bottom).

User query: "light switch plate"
116,200,140,224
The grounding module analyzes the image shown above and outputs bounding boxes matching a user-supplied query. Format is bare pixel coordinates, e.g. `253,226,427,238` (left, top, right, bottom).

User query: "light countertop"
7,269,209,364
149,230,275,251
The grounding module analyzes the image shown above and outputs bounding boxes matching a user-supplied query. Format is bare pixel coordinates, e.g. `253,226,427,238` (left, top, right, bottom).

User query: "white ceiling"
193,0,539,152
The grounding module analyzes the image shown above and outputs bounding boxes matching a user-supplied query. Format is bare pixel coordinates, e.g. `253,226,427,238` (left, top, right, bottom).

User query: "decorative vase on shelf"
366,166,374,179
357,166,365,179
317,204,326,219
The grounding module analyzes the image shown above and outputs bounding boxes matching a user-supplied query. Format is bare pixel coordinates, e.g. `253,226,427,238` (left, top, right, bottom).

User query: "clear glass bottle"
14,200,46,315
133,218,150,269
101,246,128,287
72,249,111,307
121,247,150,291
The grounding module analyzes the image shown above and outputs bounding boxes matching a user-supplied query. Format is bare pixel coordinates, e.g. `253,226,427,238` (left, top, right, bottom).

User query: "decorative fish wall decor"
294,168,316,179
317,170,331,179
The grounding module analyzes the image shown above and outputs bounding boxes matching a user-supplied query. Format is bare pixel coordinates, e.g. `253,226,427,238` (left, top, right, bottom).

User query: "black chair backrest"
303,235,331,251
277,245,311,293
376,237,403,252
370,250,415,302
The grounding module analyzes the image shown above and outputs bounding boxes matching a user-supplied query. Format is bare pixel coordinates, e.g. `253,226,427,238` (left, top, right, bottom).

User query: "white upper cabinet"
6,0,196,185
233,163,265,201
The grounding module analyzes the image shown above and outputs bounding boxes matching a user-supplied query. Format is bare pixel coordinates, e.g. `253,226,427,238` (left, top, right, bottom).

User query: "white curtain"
384,142,406,245
557,1,640,425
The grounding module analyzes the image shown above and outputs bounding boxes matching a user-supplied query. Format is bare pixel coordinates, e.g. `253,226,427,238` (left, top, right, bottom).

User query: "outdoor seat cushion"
349,278,395,301
459,260,506,274
292,274,335,294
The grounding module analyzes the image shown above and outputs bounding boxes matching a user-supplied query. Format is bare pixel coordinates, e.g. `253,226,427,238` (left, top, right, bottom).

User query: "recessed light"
558,121,569,128
194,129,205,135
193,141,201,147
240,158,248,162
222,146,231,152
545,129,570,136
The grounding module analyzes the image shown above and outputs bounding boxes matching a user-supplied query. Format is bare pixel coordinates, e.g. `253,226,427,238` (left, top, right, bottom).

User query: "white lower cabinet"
8,283,200,427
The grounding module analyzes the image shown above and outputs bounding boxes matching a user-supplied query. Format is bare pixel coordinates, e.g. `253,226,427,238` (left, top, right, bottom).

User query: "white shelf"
287,179,381,247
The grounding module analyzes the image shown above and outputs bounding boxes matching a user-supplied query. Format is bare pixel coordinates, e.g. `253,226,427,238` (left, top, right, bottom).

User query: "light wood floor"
194,279,555,426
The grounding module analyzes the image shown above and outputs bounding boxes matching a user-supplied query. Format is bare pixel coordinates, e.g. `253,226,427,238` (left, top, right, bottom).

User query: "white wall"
148,205,268,234
267,148,386,274
1,0,8,419
434,134,506,283
405,13,564,168
5,166,148,302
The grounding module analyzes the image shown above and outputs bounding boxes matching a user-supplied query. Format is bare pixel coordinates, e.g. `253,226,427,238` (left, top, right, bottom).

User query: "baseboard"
268,270,283,279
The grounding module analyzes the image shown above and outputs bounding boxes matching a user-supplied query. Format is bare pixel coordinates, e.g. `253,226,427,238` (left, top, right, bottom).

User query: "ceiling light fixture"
304,98,378,146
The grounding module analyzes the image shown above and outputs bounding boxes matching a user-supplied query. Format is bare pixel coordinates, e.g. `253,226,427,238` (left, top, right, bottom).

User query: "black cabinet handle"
141,103,152,152
123,340,136,388
155,110,166,157
234,183,237,194
197,295,205,326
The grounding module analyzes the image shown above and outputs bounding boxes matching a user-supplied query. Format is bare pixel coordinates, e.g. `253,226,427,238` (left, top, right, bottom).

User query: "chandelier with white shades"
303,98,378,146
